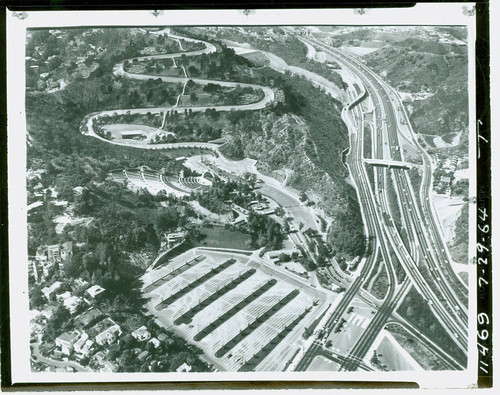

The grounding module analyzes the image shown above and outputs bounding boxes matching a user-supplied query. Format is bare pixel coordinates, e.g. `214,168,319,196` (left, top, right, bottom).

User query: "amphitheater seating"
178,176,204,191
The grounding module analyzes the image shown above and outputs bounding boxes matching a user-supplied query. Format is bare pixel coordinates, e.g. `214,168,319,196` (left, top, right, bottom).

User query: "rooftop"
56,331,79,344
76,308,104,328
176,362,192,372
42,281,63,298
86,285,105,298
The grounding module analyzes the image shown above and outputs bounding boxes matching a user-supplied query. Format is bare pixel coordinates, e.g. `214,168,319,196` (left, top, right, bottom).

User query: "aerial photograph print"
7,6,478,388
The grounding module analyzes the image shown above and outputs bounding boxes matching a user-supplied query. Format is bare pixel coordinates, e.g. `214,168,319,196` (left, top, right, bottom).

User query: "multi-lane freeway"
294,34,469,371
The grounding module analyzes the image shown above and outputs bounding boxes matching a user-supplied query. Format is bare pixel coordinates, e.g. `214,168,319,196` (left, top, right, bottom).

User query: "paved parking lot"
142,248,328,371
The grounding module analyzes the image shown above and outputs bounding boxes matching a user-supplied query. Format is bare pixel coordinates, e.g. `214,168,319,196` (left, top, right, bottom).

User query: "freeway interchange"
292,35,469,372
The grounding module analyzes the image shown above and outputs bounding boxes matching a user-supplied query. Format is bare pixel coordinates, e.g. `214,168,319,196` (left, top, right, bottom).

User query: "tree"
108,344,121,360
190,92,199,105
43,305,72,342
48,55,62,70
30,285,45,309
64,253,82,278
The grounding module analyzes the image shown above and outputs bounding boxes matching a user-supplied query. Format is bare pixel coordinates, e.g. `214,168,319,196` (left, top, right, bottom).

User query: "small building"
92,318,122,346
57,291,72,302
42,281,62,300
148,337,160,349
74,333,94,360
101,361,117,373
156,333,173,345
27,201,44,212
40,305,58,320
283,261,308,276
73,186,84,196
55,331,80,355
166,232,185,244
63,295,84,314
131,326,151,342
176,362,192,372
86,285,106,299
30,321,45,342
137,350,149,363
76,308,104,329
74,278,90,290
121,130,144,140
274,88,285,104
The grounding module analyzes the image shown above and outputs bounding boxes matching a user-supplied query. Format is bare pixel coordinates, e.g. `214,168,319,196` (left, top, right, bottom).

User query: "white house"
63,295,85,314
176,362,192,372
131,325,151,342
86,285,106,299
74,332,94,360
148,337,160,349
41,281,62,300
55,331,80,355
92,318,122,346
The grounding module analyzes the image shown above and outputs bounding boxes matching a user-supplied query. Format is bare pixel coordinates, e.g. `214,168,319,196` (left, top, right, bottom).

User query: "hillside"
358,28,468,154
220,67,364,258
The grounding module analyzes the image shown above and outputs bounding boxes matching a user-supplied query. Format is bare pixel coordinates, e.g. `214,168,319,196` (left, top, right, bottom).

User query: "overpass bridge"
364,158,412,170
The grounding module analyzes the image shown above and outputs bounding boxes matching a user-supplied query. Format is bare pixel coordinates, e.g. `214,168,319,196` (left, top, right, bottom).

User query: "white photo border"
7,4,479,389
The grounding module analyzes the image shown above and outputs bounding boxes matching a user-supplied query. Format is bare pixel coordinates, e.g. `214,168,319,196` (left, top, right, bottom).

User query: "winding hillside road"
81,28,274,147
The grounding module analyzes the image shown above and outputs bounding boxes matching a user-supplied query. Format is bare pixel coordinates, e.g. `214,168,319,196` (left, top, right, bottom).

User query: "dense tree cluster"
244,211,285,250
200,28,346,91
451,179,468,197
106,324,207,372
191,177,262,214
177,45,253,81
62,75,181,116
42,305,74,343
397,287,467,366
326,198,365,258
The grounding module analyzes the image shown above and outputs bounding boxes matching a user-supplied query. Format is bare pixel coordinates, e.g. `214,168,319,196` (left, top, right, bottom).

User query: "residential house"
41,281,62,301
30,320,45,342
86,285,105,299
148,337,160,349
156,333,173,346
38,242,73,269
91,317,122,346
176,362,192,372
74,278,90,290
46,244,61,262
63,295,85,314
57,291,72,302
92,351,117,373
137,350,149,363
131,326,151,342
40,305,58,320
93,351,106,364
73,186,84,196
75,308,104,329
59,241,73,261
73,332,94,360
55,331,80,355
101,361,117,373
